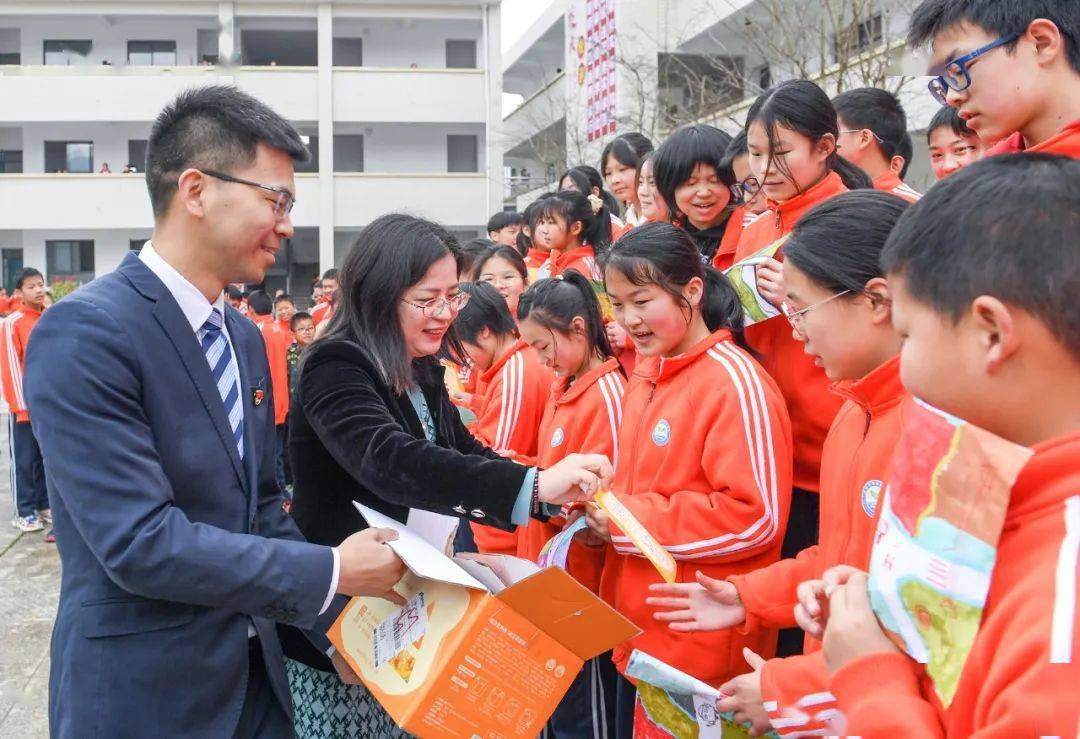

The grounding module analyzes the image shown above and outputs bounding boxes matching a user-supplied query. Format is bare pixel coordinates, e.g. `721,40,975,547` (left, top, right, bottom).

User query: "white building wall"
9,15,209,66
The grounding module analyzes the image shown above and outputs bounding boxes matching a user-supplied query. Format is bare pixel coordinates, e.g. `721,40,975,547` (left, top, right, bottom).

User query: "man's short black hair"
225,285,243,300
320,268,338,281
926,105,977,141
146,85,309,219
908,0,1080,74
247,289,273,316
487,211,525,233
274,293,293,306
15,268,43,290
290,311,313,330
882,153,1080,358
833,87,908,161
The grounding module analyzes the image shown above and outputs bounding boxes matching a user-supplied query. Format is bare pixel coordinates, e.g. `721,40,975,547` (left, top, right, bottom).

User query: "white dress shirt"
138,242,339,630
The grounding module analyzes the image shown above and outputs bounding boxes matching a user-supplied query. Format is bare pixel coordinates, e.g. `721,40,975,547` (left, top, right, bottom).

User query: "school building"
502,0,940,209
0,0,505,298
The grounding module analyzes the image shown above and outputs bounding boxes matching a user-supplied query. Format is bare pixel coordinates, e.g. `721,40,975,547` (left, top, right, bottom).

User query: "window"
128,140,147,172
333,37,363,66
333,135,364,172
0,53,18,65
44,141,93,173
44,40,92,65
447,135,478,173
757,64,772,91
833,13,884,63
127,41,177,66
129,239,146,253
240,30,317,67
197,29,219,65
2,249,23,293
295,135,319,174
46,240,95,284
445,39,477,69
0,150,22,174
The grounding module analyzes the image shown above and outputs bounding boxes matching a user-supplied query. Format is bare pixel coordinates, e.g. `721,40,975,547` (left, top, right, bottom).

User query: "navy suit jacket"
26,252,342,738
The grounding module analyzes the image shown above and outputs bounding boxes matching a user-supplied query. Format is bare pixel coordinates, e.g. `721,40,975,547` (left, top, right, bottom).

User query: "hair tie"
587,193,604,214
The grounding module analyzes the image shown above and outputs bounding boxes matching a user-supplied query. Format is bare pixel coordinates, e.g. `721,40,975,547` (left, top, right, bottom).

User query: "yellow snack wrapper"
594,490,677,583
440,360,465,396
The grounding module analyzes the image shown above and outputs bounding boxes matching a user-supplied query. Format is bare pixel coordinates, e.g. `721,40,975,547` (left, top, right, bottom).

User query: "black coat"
281,337,527,669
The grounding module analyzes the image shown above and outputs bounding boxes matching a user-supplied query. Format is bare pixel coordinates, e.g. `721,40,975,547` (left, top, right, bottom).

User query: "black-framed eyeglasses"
729,177,760,203
927,34,1018,105
201,169,295,220
400,292,470,318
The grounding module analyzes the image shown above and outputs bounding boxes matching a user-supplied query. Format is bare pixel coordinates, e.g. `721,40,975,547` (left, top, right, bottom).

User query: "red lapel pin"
253,389,265,407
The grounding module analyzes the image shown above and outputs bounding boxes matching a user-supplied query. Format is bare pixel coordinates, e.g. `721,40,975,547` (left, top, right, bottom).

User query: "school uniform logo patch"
861,479,883,518
652,419,671,447
550,427,565,448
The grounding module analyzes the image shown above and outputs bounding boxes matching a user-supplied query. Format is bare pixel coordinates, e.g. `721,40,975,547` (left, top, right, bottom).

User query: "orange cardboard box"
328,504,640,738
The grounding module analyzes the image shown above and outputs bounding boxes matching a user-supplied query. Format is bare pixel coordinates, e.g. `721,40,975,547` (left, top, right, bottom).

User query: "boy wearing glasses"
910,0,1080,156
833,88,923,202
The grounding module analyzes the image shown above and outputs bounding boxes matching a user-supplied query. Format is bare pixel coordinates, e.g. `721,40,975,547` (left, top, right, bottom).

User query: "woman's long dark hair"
745,80,872,193
311,213,466,394
602,222,745,334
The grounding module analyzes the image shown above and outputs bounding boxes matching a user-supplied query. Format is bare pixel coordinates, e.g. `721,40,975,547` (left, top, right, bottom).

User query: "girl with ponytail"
731,81,872,606
586,222,793,737
514,269,627,737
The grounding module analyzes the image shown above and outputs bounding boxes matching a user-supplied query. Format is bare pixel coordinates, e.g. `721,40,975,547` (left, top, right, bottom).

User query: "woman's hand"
584,502,611,542
717,649,773,736
449,391,473,408
822,570,899,674
755,258,786,308
646,571,747,632
537,454,613,505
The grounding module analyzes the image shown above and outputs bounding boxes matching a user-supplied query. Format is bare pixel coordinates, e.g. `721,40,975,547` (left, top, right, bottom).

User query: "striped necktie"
199,308,244,459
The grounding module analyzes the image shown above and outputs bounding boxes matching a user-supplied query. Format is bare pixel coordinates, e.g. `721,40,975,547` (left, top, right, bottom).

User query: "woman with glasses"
711,130,768,271
280,214,612,738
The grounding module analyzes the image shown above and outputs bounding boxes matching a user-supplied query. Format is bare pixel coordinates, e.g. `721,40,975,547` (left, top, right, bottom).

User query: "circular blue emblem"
550,427,565,448
861,479,883,518
652,419,671,447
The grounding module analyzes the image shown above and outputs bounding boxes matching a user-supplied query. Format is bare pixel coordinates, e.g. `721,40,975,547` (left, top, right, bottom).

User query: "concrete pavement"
0,416,58,739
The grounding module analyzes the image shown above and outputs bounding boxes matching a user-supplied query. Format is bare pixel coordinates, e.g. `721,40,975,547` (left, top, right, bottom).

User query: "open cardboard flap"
495,567,641,662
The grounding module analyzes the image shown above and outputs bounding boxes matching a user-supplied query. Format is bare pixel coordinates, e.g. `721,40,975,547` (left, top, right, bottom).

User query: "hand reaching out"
646,571,747,632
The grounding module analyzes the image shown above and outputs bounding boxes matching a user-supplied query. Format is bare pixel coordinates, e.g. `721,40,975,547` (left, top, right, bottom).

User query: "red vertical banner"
585,0,617,142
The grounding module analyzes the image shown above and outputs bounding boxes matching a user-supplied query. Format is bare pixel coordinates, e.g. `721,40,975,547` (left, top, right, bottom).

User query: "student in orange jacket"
651,124,738,269
516,270,626,739
803,154,1080,738
648,191,911,736
583,223,793,739
454,281,554,555
2,268,49,532
734,83,874,658
474,245,528,320
716,131,770,273
908,1,1080,159
262,293,296,492
833,88,923,203
309,268,337,326
926,105,986,180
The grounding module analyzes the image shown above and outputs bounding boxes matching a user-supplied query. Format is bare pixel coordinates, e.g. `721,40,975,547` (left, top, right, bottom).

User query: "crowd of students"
442,1,1079,736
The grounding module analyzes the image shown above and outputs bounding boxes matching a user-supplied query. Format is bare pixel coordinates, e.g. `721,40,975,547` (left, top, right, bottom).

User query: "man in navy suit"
25,86,407,738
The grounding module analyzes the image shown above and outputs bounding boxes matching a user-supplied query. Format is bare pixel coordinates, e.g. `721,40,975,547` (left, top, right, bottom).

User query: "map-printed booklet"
867,398,1033,706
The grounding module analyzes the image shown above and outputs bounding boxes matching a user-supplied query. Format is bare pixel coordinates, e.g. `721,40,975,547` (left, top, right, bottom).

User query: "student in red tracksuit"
926,105,985,180
516,269,626,739
601,132,655,228
734,81,874,658
453,281,554,555
833,87,923,203
908,1,1080,160
262,293,296,493
651,124,738,269
648,191,911,736
309,268,338,326
2,268,49,533
582,223,793,739
804,151,1080,739
716,130,770,272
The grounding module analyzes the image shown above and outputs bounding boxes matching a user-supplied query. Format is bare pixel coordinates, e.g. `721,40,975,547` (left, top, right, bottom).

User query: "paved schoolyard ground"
0,415,58,738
